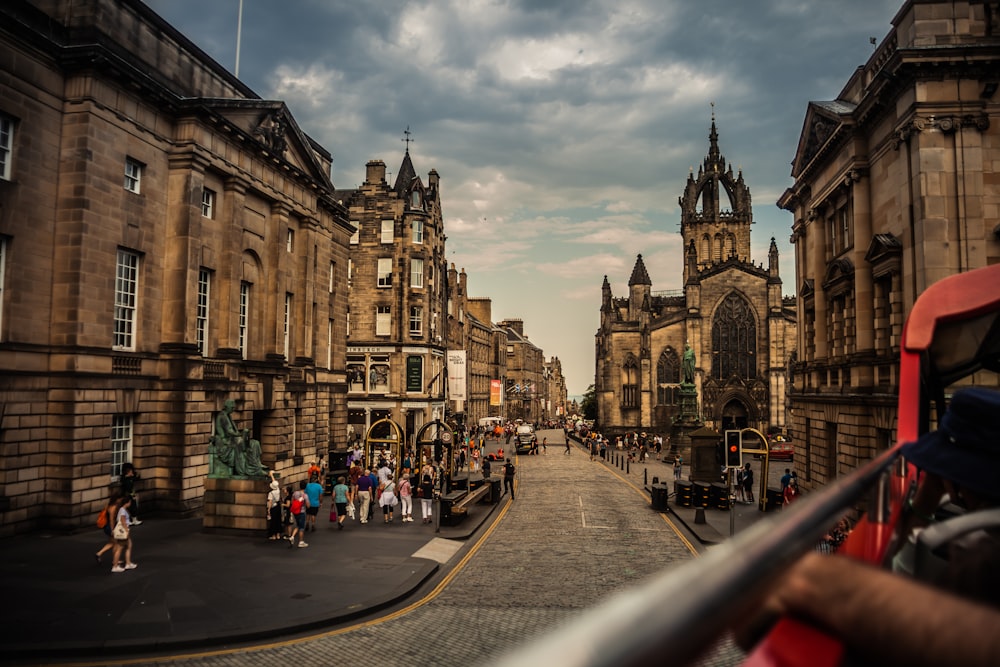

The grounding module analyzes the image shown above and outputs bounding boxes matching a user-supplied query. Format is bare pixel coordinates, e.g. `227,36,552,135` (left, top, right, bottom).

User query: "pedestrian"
120,462,142,525
332,475,351,530
95,494,121,563
780,468,793,492
305,473,323,533
379,475,398,523
542,437,547,454
110,495,137,573
565,434,571,455
600,438,607,461
356,468,373,525
419,463,435,524
398,468,413,523
266,472,283,540
282,484,295,540
289,481,309,548
307,459,321,483
742,462,755,504
503,458,516,499
782,479,799,507
471,446,480,472
367,467,379,522
674,455,683,480
482,456,492,480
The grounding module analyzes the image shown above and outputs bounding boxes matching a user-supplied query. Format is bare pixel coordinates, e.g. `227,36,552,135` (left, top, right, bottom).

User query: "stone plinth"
689,426,723,483
202,477,269,535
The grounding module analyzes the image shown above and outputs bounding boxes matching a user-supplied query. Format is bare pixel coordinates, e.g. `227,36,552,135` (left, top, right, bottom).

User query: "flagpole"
234,0,244,78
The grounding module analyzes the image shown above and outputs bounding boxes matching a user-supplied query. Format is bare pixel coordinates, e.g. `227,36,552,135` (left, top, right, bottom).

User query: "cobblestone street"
112,431,744,667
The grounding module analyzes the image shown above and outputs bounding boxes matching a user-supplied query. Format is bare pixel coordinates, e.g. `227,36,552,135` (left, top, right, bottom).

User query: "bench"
441,483,491,522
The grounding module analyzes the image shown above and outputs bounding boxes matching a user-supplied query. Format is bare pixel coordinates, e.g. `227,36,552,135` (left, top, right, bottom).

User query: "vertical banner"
446,350,467,401
490,379,502,406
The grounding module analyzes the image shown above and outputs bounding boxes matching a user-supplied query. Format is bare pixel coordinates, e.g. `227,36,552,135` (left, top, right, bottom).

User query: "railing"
493,444,904,667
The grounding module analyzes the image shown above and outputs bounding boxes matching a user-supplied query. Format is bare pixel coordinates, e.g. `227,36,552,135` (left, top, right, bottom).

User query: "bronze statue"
209,399,268,478
682,342,696,385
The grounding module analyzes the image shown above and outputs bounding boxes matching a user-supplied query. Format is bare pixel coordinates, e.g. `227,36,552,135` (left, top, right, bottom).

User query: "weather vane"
402,125,413,153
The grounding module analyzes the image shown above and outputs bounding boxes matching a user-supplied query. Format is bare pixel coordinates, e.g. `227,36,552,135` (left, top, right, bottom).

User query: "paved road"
98,429,744,667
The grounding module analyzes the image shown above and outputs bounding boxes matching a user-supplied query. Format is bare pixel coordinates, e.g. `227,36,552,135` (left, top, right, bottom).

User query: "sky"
144,0,903,397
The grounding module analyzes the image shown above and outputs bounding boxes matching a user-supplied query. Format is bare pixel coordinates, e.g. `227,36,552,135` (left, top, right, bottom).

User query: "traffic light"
725,430,742,468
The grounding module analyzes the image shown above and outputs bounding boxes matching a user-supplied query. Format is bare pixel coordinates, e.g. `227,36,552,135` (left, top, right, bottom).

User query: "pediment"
864,233,902,264
183,99,333,188
822,258,855,294
790,101,856,178
799,279,814,299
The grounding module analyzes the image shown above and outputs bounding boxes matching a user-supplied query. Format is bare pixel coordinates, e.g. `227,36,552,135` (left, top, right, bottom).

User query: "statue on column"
682,342,696,386
209,399,269,479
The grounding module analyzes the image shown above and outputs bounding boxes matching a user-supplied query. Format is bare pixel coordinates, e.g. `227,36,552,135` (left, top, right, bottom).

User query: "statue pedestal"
202,477,269,535
689,426,723,483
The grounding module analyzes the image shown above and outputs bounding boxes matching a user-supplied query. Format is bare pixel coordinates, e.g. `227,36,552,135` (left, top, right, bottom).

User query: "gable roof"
790,100,857,179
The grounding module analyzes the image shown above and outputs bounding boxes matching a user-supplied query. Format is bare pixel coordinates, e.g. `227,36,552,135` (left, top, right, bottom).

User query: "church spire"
708,103,721,165
628,254,652,287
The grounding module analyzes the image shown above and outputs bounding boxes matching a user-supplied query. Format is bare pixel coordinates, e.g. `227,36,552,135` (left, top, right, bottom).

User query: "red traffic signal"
725,430,742,468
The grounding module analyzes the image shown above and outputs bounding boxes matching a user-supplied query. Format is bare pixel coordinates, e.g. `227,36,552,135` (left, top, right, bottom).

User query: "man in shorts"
305,473,323,533
289,481,309,548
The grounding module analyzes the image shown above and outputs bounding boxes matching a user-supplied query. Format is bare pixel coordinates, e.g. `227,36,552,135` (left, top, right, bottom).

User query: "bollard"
644,469,648,485
626,460,630,474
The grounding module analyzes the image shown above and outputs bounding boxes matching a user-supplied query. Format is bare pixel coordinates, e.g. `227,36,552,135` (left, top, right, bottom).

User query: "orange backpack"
96,506,109,528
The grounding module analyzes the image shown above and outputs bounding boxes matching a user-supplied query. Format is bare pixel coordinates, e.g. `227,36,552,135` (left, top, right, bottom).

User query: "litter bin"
711,482,729,510
488,478,502,503
651,483,669,511
693,481,711,508
765,486,784,512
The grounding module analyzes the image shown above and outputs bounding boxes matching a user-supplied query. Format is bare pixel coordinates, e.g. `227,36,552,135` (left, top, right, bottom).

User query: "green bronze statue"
209,399,268,478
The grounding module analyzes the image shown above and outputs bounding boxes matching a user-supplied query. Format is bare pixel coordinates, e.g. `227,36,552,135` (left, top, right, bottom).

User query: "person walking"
379,475,398,523
120,462,142,525
419,463,435,524
331,476,351,530
398,469,413,523
110,496,137,573
503,458,516,500
742,462,755,504
565,434,571,455
266,474,283,540
356,468,374,524
674,455,683,480
289,481,309,548
542,437,547,454
305,473,323,533
95,495,121,563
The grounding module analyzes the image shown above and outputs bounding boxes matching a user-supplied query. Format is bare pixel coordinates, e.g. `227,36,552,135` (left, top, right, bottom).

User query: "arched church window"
621,357,639,408
714,234,723,262
711,292,756,380
701,235,711,265
726,233,736,259
656,348,680,405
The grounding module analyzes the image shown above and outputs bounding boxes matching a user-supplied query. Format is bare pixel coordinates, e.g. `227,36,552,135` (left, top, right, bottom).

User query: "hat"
901,387,1000,501
269,481,280,491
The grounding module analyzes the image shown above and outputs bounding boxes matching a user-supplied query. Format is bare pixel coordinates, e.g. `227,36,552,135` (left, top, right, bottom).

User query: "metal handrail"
493,444,904,667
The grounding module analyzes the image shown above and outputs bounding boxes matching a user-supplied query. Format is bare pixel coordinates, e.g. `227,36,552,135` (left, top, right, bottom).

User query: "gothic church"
596,120,797,437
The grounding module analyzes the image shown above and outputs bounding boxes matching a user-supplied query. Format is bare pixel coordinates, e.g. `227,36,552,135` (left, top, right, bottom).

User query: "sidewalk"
0,496,502,661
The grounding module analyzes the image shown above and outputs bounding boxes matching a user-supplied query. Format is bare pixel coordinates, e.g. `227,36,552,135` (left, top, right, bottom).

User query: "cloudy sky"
145,0,902,397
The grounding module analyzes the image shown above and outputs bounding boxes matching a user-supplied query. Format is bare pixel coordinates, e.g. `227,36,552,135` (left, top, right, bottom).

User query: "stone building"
778,0,1000,490
467,297,509,420
341,152,451,445
543,357,569,421
0,0,353,534
596,121,797,438
500,319,546,423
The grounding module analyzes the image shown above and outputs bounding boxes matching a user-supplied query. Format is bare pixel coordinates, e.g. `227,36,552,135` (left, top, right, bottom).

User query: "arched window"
711,292,756,380
621,357,639,408
656,348,680,405
700,234,711,265
714,234,723,262
725,233,736,259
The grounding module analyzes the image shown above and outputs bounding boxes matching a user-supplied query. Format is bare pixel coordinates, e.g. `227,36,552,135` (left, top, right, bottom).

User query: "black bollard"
626,460,630,475
644,468,648,485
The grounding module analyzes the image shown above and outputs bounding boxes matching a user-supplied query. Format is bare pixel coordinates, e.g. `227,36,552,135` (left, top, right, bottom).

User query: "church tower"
677,114,753,284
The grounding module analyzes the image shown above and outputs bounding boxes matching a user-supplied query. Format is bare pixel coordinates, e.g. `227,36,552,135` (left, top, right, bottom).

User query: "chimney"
365,160,386,185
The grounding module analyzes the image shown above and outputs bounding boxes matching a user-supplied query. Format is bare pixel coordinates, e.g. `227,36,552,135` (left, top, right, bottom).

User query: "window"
329,261,335,294
411,191,421,208
0,114,13,180
283,293,292,359
196,269,211,355
201,188,216,218
411,219,423,244
621,358,638,408
0,237,6,337
377,258,393,287
380,219,394,243
656,348,680,405
286,229,294,253
124,158,142,193
376,305,391,336
711,292,757,381
110,415,133,480
347,259,353,286
327,319,333,369
350,225,359,245
114,249,139,350
370,355,390,392
409,306,423,336
346,308,351,337
239,281,250,358
410,258,424,288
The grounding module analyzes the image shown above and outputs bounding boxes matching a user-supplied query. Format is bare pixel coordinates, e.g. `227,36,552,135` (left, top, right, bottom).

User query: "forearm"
775,554,1000,667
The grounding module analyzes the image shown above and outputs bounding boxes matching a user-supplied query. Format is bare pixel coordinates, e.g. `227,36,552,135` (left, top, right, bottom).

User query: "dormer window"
411,191,421,208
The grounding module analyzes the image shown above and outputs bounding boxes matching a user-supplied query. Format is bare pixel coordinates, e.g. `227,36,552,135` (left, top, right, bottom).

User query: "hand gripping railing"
492,443,904,667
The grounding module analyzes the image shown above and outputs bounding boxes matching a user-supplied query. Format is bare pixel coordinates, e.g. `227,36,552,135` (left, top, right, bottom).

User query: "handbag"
113,522,128,540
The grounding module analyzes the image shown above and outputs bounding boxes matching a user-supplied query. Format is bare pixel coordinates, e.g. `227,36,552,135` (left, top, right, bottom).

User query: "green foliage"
580,384,597,421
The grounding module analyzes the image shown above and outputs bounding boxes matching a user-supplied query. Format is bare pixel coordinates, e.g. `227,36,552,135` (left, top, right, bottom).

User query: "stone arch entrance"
719,396,751,432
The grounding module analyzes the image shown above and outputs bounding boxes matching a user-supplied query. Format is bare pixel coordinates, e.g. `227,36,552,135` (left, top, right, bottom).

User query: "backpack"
504,462,515,477
97,507,108,528
291,496,304,515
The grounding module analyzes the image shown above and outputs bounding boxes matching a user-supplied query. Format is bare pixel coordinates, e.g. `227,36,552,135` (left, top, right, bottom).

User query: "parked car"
768,436,794,461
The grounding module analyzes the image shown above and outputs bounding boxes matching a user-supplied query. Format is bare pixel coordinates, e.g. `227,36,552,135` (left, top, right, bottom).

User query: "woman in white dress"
379,476,398,523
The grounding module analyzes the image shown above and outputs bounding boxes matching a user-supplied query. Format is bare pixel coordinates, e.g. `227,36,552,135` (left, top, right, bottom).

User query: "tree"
580,384,597,421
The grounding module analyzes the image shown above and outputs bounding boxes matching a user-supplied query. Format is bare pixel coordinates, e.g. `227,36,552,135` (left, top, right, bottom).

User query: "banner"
446,350,467,401
490,379,502,406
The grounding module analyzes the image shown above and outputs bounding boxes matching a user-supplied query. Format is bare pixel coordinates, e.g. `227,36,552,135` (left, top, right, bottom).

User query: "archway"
719,398,750,432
